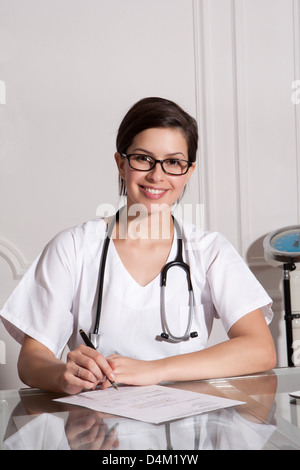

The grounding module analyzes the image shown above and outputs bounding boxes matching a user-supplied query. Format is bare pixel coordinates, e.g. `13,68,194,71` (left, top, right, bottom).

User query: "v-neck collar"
109,232,177,289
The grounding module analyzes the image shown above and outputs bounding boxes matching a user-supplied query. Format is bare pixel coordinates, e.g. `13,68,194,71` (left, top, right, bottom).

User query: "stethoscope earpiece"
161,332,169,340
160,331,198,342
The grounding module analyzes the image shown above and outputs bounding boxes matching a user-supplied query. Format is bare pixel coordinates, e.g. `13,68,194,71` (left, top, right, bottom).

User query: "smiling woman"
115,97,198,198
115,127,195,212
0,97,276,395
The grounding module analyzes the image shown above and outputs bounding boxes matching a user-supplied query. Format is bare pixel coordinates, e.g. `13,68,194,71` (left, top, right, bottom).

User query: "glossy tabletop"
1,367,300,451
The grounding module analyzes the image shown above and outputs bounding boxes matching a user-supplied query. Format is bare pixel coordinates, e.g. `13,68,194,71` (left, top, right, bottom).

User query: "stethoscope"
89,207,198,348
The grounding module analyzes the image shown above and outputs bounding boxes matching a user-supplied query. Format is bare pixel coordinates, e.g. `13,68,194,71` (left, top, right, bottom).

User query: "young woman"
1,97,276,394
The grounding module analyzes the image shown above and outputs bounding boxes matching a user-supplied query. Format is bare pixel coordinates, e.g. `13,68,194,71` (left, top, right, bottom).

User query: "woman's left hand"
102,355,161,389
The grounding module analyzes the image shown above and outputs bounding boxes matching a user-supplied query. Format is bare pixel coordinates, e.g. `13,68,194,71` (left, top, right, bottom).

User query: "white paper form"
289,390,300,398
54,385,245,424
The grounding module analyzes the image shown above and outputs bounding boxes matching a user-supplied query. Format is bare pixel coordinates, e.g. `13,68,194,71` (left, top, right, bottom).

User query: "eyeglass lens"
127,154,190,175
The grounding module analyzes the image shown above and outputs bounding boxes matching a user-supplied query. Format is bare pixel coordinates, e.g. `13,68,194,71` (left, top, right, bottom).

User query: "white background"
1,0,300,388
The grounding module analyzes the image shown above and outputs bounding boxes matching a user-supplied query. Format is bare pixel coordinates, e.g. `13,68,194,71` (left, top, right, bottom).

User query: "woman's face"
115,127,195,214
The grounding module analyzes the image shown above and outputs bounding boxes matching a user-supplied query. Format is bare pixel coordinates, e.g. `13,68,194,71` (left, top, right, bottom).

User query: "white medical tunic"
0,218,273,360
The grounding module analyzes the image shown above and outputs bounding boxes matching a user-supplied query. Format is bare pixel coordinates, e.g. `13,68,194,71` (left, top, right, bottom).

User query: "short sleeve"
204,233,273,333
0,230,76,357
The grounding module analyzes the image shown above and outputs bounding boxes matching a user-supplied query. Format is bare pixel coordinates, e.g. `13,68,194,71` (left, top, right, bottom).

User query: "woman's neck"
113,204,174,242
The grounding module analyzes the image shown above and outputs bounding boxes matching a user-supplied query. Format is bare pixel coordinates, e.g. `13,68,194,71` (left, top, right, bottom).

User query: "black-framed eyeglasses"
121,153,192,176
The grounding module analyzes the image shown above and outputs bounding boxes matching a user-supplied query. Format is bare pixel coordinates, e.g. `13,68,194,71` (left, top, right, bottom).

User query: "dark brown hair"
116,97,198,196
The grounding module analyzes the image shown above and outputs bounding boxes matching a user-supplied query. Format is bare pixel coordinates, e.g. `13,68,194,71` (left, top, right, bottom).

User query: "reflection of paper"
54,385,245,424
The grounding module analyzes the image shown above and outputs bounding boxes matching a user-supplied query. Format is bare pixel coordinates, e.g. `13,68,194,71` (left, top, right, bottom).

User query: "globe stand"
263,226,300,367
283,262,296,366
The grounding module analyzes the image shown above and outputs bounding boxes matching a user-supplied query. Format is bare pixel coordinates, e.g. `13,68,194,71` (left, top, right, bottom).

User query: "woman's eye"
167,159,180,166
135,155,151,162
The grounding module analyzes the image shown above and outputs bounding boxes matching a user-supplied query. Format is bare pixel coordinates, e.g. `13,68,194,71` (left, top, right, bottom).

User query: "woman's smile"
139,185,169,199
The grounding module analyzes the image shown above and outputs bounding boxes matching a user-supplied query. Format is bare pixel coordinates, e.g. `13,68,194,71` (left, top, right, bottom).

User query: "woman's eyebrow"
131,148,186,157
131,147,152,154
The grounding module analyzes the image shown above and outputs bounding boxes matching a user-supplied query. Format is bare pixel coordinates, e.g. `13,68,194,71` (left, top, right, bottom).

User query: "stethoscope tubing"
160,287,194,342
93,209,121,335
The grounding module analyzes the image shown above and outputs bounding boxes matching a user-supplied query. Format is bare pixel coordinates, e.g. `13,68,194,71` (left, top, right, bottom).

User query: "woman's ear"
114,152,126,179
184,162,196,186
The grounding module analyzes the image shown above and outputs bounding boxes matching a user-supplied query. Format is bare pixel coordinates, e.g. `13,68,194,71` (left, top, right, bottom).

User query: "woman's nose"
146,161,165,181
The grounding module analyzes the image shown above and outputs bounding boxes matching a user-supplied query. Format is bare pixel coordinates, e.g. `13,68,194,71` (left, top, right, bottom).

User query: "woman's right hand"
65,409,119,450
18,335,116,395
62,344,117,395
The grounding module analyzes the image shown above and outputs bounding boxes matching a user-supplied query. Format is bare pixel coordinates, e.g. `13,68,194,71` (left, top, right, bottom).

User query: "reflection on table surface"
1,368,300,450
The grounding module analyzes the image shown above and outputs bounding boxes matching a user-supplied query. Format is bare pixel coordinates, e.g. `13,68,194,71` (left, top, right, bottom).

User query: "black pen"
79,329,118,390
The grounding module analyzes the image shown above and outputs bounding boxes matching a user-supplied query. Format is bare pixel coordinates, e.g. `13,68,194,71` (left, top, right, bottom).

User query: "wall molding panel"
0,239,29,280
195,0,299,252
193,0,300,366
192,0,210,227
293,0,300,223
231,0,250,257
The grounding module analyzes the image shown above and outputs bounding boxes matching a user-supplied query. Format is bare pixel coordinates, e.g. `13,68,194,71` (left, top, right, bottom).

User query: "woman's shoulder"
54,217,106,240
42,218,107,257
178,217,228,249
178,217,242,268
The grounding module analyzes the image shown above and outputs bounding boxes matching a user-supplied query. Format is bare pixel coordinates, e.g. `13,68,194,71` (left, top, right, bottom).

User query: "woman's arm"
18,335,116,394
105,309,277,387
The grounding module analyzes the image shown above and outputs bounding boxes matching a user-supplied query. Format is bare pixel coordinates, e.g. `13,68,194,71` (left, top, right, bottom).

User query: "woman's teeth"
144,187,165,194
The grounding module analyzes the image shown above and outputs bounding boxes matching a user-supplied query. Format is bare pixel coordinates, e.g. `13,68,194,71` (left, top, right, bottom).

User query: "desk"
1,368,300,450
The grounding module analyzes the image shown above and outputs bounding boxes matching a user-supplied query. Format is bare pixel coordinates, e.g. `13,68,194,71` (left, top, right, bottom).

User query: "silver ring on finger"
77,367,82,378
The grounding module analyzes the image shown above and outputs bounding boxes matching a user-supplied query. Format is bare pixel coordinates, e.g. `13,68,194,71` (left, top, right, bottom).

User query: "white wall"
1,0,299,389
